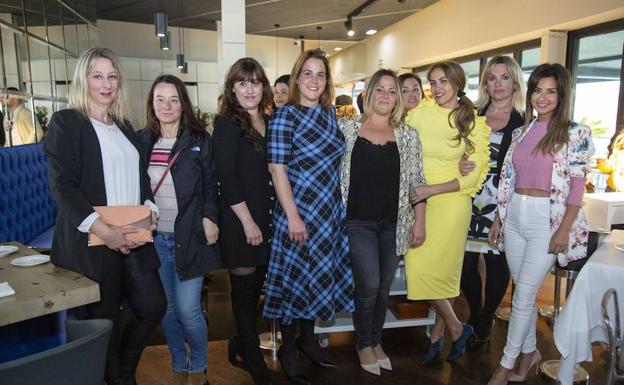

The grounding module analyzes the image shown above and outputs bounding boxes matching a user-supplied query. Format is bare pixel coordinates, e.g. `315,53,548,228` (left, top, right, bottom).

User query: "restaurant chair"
601,288,624,385
0,318,112,385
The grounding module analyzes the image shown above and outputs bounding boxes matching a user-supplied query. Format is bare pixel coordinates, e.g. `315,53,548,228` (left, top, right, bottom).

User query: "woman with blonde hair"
487,63,591,385
339,69,426,375
406,61,490,364
44,47,166,385
459,56,525,351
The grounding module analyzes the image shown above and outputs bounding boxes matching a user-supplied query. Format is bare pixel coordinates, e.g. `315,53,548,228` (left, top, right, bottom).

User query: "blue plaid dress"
263,104,354,324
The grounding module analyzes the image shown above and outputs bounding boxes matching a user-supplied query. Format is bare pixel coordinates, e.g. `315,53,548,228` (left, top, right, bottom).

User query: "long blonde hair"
69,47,128,122
475,56,525,113
362,69,404,128
428,61,476,153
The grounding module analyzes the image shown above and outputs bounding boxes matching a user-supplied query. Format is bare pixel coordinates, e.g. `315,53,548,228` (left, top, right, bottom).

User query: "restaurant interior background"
0,0,622,158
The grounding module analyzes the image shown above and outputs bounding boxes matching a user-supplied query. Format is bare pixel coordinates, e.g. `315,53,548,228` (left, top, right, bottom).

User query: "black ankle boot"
230,272,272,385
296,319,336,369
228,335,243,365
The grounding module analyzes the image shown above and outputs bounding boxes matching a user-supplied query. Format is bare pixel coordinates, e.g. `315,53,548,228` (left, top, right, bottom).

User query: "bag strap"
153,150,181,196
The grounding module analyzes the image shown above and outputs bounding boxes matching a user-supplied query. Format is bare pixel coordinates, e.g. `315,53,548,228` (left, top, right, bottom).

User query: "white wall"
330,0,624,84
97,19,301,82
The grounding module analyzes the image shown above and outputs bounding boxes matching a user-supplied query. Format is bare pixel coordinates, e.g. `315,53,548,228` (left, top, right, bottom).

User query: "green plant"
34,105,49,132
579,116,609,137
194,106,215,131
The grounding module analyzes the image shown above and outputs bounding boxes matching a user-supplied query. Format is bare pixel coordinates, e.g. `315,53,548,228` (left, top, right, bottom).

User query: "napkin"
0,282,15,298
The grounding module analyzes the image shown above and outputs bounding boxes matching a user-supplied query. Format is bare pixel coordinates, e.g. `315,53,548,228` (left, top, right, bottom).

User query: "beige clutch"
88,205,153,246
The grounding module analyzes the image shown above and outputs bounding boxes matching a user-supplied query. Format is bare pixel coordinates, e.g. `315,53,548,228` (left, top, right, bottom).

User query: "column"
540,30,567,65
217,0,245,85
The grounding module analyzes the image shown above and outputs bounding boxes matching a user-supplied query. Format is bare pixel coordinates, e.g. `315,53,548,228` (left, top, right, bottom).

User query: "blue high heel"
446,324,474,362
422,336,445,364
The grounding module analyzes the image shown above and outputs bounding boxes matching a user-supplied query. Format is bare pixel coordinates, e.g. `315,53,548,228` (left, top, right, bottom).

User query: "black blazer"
138,127,222,280
44,109,159,282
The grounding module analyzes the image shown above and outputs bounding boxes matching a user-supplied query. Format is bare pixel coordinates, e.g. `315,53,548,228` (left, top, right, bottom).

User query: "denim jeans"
347,219,399,350
155,232,207,373
501,195,555,369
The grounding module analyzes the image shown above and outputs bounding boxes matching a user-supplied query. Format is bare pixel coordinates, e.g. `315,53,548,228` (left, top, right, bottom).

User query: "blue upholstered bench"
0,143,57,248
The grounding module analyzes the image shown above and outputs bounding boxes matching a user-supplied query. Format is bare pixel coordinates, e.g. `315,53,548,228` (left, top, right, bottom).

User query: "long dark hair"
216,57,272,147
428,61,476,153
145,74,205,141
525,63,573,155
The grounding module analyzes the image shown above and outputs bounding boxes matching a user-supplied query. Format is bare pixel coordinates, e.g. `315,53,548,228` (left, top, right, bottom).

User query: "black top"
478,105,524,187
44,109,159,282
138,127,222,280
347,136,400,222
212,114,275,268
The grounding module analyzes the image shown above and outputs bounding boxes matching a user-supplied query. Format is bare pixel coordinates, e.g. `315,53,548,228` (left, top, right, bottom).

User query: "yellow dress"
404,100,490,300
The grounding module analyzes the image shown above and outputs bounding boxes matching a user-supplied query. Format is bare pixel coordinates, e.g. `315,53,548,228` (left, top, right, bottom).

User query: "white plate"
10,254,50,267
0,245,18,257
614,244,624,252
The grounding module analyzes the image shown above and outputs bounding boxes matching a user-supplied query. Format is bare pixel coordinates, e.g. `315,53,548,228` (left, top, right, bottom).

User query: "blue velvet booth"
0,143,63,362
0,143,57,248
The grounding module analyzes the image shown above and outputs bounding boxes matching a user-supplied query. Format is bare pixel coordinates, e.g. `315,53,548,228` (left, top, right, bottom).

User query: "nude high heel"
508,350,541,382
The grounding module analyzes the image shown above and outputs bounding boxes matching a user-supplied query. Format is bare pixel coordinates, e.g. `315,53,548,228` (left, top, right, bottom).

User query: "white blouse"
78,119,146,232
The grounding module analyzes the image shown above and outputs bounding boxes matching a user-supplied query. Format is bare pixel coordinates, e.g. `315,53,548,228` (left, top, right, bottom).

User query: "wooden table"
0,242,100,326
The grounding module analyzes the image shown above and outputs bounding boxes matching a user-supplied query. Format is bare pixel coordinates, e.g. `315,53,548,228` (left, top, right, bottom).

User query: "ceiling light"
154,12,168,37
159,32,170,50
366,29,377,35
181,62,188,74
345,19,354,37
334,47,342,51
176,54,185,69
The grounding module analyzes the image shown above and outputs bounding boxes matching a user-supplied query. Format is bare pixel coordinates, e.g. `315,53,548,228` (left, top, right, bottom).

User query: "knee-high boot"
229,272,271,385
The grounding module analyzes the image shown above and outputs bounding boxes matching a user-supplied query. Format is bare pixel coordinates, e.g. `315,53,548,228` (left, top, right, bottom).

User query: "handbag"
88,205,153,246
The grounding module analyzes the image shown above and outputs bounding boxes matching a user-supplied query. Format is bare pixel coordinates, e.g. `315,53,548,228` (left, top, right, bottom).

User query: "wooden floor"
136,270,611,385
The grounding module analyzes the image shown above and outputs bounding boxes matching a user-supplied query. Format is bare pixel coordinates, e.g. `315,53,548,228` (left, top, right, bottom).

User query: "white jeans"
501,194,555,369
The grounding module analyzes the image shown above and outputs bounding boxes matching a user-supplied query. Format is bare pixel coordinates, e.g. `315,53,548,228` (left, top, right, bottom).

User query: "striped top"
148,137,178,233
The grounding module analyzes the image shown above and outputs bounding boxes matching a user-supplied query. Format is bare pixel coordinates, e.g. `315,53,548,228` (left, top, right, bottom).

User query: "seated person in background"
336,94,358,119
1,87,44,146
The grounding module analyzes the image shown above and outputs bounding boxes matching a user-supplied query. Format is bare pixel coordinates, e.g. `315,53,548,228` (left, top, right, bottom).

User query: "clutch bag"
88,205,153,246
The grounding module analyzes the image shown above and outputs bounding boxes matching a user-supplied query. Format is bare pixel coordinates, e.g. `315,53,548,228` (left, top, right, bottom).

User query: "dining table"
0,242,100,326
554,229,624,385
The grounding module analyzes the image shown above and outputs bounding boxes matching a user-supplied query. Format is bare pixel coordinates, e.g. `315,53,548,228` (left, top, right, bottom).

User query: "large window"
413,40,540,103
568,20,624,158
0,0,96,147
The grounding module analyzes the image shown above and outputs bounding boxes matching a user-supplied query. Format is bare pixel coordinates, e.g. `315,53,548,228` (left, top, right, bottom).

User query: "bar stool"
259,319,281,360
539,257,590,384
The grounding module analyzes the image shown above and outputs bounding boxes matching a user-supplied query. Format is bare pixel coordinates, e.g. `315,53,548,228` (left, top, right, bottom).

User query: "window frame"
566,18,624,151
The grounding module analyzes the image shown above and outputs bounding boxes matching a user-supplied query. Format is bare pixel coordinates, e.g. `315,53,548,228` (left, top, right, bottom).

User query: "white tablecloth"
554,230,624,385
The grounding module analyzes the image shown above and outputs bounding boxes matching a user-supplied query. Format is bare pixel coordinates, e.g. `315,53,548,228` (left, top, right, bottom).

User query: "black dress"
212,114,275,268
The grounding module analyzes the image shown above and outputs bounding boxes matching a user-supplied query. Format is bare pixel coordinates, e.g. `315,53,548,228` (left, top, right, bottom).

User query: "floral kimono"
497,119,593,266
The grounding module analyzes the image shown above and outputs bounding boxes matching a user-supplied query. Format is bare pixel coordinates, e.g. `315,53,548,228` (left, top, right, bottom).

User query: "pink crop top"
512,121,584,206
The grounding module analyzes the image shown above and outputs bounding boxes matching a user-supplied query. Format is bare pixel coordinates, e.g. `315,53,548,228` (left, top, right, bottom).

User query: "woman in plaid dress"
263,49,354,385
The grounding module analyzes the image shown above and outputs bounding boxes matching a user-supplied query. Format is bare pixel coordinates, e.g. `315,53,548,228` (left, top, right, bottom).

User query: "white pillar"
217,0,245,85
540,30,567,65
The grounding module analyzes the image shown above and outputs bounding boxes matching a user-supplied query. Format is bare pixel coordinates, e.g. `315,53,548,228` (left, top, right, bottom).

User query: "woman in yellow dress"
405,61,490,364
